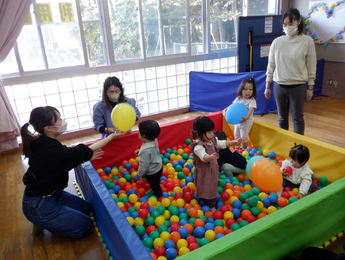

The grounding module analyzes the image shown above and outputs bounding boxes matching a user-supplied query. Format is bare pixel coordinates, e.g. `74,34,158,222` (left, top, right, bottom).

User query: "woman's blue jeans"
22,191,93,238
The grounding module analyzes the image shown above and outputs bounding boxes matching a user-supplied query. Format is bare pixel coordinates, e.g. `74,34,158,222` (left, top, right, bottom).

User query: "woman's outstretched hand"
90,149,104,161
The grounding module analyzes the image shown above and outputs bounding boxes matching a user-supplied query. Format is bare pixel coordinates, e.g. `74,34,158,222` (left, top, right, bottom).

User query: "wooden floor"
1,97,344,260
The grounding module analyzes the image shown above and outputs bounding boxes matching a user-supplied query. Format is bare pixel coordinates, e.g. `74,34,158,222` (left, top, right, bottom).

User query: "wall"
290,0,345,99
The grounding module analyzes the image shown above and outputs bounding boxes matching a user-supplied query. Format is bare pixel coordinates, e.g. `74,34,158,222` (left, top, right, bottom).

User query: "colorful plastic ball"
215,233,225,240
267,206,277,214
230,223,241,231
189,242,200,251
145,216,155,226
232,200,242,209
170,231,181,243
268,151,276,159
150,252,157,260
179,247,190,256
135,225,145,236
164,239,175,249
157,225,168,234
199,237,210,247
289,197,298,204
154,246,166,257
143,237,153,248
177,227,189,239
214,219,224,227
318,176,328,186
205,230,216,242
139,208,148,219
277,197,288,207
165,247,177,260
193,226,205,238
160,231,171,241
231,208,241,219
155,216,166,226
153,238,165,248
177,239,188,249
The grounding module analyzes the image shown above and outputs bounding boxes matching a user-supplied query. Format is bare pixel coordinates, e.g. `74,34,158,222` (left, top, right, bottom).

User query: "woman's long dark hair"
102,76,126,108
21,106,59,158
282,8,304,35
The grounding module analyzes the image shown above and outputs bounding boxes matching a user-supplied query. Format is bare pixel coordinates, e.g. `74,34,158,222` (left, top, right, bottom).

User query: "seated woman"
93,76,141,138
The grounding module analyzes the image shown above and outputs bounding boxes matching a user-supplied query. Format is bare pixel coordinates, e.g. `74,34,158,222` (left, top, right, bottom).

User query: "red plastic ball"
154,246,166,257
139,208,148,219
283,166,293,175
224,229,233,235
283,186,292,192
186,236,197,245
219,205,230,214
170,222,180,232
146,225,157,234
184,192,193,201
225,218,236,228
281,191,291,199
182,187,191,194
221,192,230,201
144,183,151,191
140,202,150,210
189,242,200,251
245,215,256,223
124,202,134,209
174,192,183,200
213,210,223,220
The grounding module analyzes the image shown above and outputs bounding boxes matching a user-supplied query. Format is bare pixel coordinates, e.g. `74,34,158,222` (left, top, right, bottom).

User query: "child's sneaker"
32,224,43,239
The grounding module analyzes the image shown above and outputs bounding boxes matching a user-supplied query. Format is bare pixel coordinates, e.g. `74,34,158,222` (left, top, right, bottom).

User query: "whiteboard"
307,0,345,44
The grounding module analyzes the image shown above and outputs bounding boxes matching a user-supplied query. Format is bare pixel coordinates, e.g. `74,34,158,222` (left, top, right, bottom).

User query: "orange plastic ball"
170,232,181,243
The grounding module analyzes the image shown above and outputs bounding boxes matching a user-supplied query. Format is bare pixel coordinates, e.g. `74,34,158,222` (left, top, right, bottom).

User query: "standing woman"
265,8,316,135
21,106,124,238
93,76,141,138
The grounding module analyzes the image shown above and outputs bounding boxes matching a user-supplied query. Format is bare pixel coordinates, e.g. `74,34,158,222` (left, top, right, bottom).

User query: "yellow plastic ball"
163,210,171,220
129,194,138,203
111,194,117,199
166,163,173,169
129,158,135,163
133,202,141,210
197,210,204,217
230,196,239,203
153,238,165,248
187,182,195,190
119,193,127,200
131,171,137,178
256,201,264,210
173,187,182,193
244,184,252,191
176,155,182,161
190,199,198,206
177,149,184,155
258,192,268,199
267,206,277,214
167,167,175,175
225,189,233,197
162,198,171,208
170,215,179,223
187,159,193,164
134,217,144,226
170,154,176,160
223,211,234,220
160,231,170,241
148,197,157,206
263,149,270,157
156,202,162,207
205,230,216,242
155,216,165,226
179,247,190,256
261,207,268,213
111,103,136,132
97,168,104,173
177,239,188,249
111,168,118,175
157,257,167,260
117,202,124,208
126,217,134,226
176,199,185,208
292,188,299,195
171,200,176,207
242,151,249,157
119,177,127,184
135,157,139,162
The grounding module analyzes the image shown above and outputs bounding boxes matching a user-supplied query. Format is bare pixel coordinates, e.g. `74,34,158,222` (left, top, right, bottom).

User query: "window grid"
7,57,238,132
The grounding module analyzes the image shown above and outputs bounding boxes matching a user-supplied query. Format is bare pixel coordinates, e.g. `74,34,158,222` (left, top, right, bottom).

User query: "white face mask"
283,25,298,36
53,120,67,135
108,93,120,102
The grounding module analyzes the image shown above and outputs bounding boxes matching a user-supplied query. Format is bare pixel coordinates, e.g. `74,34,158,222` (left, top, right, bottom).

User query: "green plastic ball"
189,217,196,225
164,220,170,227
179,213,189,220
199,238,210,246
239,220,249,227
182,153,189,160
171,149,178,155
166,148,172,153
127,207,137,214
230,223,241,231
217,186,223,194
289,197,298,204
241,204,251,211
178,172,186,179
156,205,165,215
245,190,254,197
149,231,160,240
169,206,179,216
250,207,260,217
239,193,249,202
143,237,153,247
218,179,226,187
252,187,261,195
248,197,257,207
162,158,169,165
214,219,224,227
135,225,145,236
175,165,183,172
318,176,328,186
124,174,132,182
157,225,168,233
199,215,207,224
145,216,155,226
185,139,192,145
150,210,160,219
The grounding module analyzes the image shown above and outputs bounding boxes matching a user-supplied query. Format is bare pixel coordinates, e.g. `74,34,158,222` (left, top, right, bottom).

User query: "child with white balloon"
231,77,257,149
280,144,315,199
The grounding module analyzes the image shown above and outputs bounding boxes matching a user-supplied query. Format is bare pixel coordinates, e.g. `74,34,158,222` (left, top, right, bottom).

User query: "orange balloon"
250,159,283,191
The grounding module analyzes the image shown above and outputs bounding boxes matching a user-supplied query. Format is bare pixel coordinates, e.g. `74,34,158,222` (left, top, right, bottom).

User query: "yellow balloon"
111,103,136,132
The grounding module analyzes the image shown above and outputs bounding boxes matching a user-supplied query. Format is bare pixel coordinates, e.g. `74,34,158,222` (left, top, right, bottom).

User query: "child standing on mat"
232,77,257,149
190,116,243,212
280,144,315,199
135,120,163,198
214,130,247,178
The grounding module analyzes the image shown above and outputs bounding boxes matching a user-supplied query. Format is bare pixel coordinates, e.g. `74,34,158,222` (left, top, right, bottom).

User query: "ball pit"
75,111,345,260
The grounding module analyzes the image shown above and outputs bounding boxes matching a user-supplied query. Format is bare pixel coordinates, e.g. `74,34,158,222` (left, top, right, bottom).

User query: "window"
1,0,279,133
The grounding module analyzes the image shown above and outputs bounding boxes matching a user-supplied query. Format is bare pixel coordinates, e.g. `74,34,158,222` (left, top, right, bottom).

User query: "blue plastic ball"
104,167,112,174
131,212,139,219
148,206,156,213
164,153,171,158
268,194,277,204
178,227,189,238
193,226,205,238
166,247,177,260
231,208,241,219
268,151,276,159
172,161,179,168
124,163,132,170
162,192,169,198
179,219,188,226
215,233,225,240
198,199,206,206
207,217,215,223
141,233,149,240
204,222,215,231
261,198,270,208
179,159,186,166
214,194,221,202
232,200,242,209
201,205,211,213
